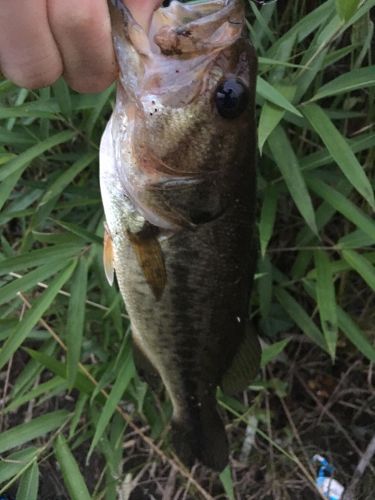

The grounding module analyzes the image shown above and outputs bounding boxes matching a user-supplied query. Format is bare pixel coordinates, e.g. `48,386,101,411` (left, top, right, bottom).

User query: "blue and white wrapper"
313,454,345,500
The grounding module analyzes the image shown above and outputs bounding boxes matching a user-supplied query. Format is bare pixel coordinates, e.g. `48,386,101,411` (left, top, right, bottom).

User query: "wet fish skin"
100,0,260,471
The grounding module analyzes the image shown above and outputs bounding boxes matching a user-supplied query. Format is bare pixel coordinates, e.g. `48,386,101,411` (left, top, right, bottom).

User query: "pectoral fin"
221,322,261,395
103,224,114,286
127,231,167,301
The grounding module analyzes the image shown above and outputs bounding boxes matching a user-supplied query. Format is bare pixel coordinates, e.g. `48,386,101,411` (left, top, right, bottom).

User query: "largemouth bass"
100,0,260,471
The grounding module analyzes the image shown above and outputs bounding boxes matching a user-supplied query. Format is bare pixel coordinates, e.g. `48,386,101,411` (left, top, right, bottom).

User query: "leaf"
311,66,375,100
53,219,103,246
267,1,335,57
314,250,338,361
4,377,68,414
300,131,375,172
0,448,38,484
40,152,96,205
219,466,235,500
258,85,296,153
261,339,290,368
0,261,76,371
0,131,75,182
66,258,88,387
0,411,69,454
54,435,92,500
0,259,68,306
268,125,318,235
257,77,302,117
302,104,374,209
25,349,101,400
52,78,72,117
275,287,326,350
342,250,375,291
307,177,375,242
303,280,375,363
337,308,375,362
16,461,39,500
0,244,81,275
336,0,360,21
339,229,375,249
259,185,278,257
88,348,134,458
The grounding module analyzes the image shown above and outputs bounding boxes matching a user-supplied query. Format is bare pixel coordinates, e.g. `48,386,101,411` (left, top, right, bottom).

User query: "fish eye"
214,78,249,120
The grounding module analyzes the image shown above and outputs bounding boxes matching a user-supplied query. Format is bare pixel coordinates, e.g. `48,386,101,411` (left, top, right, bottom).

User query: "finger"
125,0,163,30
0,0,62,89
47,0,117,93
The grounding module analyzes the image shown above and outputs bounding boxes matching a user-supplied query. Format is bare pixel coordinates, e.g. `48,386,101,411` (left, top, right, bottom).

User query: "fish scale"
100,0,260,471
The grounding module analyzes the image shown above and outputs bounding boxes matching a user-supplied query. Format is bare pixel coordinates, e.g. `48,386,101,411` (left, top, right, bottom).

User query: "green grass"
1,0,374,498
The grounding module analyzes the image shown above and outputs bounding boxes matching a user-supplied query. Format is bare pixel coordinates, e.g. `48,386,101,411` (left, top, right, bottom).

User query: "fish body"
100,0,260,471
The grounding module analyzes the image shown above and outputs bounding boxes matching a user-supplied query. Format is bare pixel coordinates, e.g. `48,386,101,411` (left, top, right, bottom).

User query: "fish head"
110,0,257,177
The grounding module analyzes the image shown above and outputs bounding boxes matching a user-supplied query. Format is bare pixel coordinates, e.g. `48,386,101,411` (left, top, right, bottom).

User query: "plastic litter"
313,455,345,500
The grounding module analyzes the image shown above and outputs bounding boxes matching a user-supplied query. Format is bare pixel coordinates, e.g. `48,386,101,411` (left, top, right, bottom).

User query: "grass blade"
275,287,326,350
314,250,338,360
0,261,76,371
307,177,375,242
261,339,290,368
25,348,101,400
52,78,72,117
66,258,88,387
302,103,374,209
54,435,92,500
16,461,39,500
0,260,68,306
311,66,375,100
336,0,360,21
258,85,296,153
257,77,302,117
0,131,75,182
219,467,235,500
40,152,96,205
88,349,134,457
0,448,38,485
337,308,375,362
268,125,317,235
259,185,277,257
342,249,375,291
0,244,81,275
0,411,69,454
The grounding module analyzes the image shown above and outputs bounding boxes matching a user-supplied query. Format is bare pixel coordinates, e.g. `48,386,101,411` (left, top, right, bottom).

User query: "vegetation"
0,0,374,498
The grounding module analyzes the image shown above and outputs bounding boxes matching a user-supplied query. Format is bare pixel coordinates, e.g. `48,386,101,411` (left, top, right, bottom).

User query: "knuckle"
3,61,62,89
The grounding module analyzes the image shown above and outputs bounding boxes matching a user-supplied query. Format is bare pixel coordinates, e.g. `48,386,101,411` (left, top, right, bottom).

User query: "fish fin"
171,402,228,472
146,176,225,228
221,322,261,395
127,232,166,300
103,224,114,286
132,337,162,390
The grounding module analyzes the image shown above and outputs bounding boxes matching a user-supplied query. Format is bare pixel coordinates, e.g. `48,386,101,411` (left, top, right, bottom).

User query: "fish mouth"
131,0,244,55
110,0,245,103
149,0,244,57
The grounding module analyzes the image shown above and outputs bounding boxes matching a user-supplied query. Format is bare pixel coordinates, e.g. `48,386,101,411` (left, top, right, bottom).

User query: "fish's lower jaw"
171,408,229,472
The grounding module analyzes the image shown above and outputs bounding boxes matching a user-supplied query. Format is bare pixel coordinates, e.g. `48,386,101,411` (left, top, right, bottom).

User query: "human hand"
0,0,162,93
